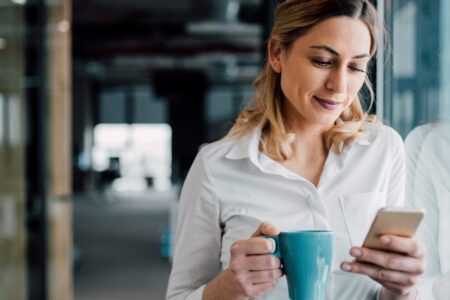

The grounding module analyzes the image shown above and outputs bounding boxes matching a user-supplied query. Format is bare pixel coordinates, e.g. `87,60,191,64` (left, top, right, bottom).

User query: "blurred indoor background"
1,0,449,300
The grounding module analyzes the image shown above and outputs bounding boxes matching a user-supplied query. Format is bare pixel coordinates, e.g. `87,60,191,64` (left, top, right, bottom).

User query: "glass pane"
385,0,450,297
0,1,27,299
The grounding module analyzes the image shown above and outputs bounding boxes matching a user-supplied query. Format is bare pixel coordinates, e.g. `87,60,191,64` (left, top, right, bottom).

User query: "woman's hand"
203,222,283,300
341,235,426,300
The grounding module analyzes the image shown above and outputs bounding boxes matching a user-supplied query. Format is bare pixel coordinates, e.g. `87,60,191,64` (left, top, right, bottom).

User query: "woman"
167,1,426,299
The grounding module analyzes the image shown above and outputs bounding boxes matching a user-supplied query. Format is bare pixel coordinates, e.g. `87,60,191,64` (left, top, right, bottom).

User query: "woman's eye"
311,59,332,68
349,65,366,73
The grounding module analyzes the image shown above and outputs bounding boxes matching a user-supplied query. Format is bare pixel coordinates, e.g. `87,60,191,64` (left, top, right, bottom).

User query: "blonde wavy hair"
227,0,379,160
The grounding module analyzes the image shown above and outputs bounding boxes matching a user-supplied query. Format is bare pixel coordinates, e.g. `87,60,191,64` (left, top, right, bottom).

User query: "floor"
73,190,176,300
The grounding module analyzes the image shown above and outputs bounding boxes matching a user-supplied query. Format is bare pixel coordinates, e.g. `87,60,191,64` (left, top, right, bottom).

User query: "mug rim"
280,230,333,235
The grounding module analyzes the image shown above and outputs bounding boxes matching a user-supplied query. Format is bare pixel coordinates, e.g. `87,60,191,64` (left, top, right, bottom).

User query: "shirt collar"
322,133,371,179
225,127,301,180
225,126,370,156
225,127,261,162
224,126,371,179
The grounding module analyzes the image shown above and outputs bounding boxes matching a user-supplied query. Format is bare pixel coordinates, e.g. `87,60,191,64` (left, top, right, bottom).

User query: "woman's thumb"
251,221,280,237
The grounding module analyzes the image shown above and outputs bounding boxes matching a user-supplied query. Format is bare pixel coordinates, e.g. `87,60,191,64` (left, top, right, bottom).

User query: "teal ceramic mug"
264,230,334,300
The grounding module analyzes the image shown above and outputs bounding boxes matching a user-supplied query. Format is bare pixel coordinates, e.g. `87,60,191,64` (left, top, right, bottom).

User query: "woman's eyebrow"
309,45,369,59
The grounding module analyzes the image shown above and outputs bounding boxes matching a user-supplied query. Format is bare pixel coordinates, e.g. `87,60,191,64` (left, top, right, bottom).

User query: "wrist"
203,269,248,300
379,287,418,300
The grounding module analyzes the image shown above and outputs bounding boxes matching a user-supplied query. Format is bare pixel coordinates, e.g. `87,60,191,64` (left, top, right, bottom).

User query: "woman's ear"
268,39,283,73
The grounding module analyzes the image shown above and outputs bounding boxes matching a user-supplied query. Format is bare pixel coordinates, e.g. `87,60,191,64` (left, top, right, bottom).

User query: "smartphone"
362,207,425,251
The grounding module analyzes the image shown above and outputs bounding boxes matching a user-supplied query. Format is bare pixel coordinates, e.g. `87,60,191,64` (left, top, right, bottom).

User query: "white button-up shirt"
405,123,450,299
166,122,405,300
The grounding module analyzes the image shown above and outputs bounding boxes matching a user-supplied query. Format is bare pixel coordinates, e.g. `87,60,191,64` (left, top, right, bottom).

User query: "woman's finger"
245,254,281,271
249,269,283,284
250,282,278,297
377,235,426,258
349,247,426,274
230,237,274,256
341,261,419,286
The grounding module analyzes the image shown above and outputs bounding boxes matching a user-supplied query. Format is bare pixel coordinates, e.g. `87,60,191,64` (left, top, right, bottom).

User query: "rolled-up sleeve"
166,148,222,300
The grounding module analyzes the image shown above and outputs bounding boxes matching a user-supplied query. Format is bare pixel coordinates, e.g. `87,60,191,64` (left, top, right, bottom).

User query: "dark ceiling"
73,0,265,60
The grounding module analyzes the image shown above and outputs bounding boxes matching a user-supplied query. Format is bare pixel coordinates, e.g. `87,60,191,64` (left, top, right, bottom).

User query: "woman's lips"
314,96,342,111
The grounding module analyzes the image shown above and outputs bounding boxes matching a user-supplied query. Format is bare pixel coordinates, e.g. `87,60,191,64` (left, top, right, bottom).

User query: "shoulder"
193,135,244,171
420,123,450,156
405,123,436,146
181,138,238,196
362,121,403,148
184,135,248,190
426,122,450,141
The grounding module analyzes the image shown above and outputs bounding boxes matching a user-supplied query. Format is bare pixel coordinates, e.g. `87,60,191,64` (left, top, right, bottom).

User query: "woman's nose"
325,68,347,94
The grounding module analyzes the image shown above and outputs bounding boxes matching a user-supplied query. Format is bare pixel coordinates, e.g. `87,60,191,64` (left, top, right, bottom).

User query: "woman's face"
269,16,371,129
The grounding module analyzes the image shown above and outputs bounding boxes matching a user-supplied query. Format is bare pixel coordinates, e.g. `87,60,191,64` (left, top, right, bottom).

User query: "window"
383,1,450,296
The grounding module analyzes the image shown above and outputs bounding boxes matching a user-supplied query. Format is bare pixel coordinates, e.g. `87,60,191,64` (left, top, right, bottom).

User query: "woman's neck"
289,123,330,157
278,125,330,187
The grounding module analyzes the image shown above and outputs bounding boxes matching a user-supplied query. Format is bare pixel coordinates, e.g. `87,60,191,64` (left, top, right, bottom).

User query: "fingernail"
341,263,352,272
350,248,362,257
267,238,276,253
265,223,273,230
380,236,391,244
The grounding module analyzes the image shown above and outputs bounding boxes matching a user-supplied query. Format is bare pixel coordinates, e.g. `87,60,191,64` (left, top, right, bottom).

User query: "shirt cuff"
415,288,421,300
375,286,420,300
416,277,434,300
185,284,206,300
375,286,382,300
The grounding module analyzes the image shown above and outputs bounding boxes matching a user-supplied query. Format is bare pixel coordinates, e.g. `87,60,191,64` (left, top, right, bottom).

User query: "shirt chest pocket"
339,192,387,247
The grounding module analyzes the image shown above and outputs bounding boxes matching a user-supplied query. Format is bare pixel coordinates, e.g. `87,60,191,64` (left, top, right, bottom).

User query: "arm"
386,129,406,209
166,150,222,300
377,133,423,300
166,151,282,300
409,131,440,275
406,131,443,298
341,131,425,300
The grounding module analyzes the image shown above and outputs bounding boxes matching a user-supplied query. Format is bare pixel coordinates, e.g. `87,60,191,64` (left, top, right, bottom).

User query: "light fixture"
0,94,4,146
57,20,70,33
8,95,20,147
11,0,27,5
0,38,6,50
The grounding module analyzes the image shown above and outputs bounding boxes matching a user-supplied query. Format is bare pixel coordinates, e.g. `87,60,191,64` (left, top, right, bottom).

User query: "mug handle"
261,234,281,258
